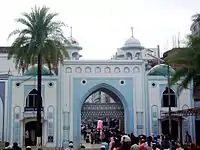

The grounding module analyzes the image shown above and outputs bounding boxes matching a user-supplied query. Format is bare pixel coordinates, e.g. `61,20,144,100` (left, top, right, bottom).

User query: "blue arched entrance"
72,78,134,146
81,86,125,134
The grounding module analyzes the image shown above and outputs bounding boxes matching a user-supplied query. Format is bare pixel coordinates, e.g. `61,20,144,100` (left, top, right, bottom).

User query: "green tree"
7,6,69,145
192,13,200,22
8,6,69,75
166,34,200,95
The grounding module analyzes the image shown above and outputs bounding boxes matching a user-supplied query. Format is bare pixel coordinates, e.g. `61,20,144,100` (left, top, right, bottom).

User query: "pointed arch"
162,87,177,107
25,89,42,108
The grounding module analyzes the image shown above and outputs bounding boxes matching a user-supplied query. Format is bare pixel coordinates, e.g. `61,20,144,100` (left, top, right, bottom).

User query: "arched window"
126,52,132,60
26,89,42,108
135,52,141,59
162,87,177,107
72,52,79,60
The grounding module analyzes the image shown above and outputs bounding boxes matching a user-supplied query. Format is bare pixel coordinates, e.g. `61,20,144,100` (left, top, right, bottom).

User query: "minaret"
119,27,143,60
66,26,82,60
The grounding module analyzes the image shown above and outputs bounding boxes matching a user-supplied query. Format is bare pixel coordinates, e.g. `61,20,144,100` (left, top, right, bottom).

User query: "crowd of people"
2,142,22,150
80,126,194,150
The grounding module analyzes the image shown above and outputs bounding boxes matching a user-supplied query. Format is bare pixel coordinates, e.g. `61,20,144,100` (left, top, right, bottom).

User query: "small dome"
66,37,82,50
148,64,175,76
121,36,143,50
24,65,54,76
125,37,141,46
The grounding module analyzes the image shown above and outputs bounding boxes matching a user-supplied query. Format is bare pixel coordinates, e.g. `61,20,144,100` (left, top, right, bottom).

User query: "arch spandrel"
72,77,134,145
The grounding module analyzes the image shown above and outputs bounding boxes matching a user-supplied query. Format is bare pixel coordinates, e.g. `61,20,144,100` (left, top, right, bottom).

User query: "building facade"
0,34,195,147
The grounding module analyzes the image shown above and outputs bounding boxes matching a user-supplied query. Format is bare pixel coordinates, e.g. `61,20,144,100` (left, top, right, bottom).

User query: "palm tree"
166,34,200,95
8,6,69,146
8,6,69,74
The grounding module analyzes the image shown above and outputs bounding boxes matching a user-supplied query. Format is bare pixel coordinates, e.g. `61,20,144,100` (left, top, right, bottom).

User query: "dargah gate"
5,34,194,147
62,60,138,145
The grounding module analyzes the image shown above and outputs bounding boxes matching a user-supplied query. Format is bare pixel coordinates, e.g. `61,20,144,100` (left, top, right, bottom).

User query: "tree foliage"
8,6,69,75
165,34,200,95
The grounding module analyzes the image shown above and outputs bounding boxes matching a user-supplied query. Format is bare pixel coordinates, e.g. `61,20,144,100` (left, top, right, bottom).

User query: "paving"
84,143,101,149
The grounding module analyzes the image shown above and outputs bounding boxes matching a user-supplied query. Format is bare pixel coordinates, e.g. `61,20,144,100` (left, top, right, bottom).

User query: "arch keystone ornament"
72,79,134,146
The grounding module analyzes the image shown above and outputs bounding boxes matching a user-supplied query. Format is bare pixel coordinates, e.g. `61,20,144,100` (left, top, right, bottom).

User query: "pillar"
179,117,183,144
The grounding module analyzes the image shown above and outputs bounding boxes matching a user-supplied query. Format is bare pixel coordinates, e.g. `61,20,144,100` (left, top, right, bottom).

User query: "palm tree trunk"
36,54,42,146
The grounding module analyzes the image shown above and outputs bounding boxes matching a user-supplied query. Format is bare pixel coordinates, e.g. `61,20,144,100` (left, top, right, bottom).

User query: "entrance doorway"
195,120,200,145
81,89,124,143
161,120,179,140
25,121,42,146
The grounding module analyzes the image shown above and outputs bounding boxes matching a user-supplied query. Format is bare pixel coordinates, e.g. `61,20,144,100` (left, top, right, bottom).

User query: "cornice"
63,60,144,65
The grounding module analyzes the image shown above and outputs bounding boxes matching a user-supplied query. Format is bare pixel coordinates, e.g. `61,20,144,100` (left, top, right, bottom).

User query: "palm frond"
8,5,69,74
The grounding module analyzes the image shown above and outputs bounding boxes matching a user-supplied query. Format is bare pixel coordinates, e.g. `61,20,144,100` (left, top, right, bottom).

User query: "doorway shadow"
25,121,42,146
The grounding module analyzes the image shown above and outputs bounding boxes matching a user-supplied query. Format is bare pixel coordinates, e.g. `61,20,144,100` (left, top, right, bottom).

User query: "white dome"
66,37,82,50
68,37,80,46
124,37,141,47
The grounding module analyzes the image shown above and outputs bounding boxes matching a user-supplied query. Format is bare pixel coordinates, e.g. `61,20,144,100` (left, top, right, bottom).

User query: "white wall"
10,77,58,146
0,54,19,75
0,97,3,141
147,79,192,135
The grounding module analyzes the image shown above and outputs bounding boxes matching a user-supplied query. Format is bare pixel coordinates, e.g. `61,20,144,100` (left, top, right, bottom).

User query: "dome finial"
70,26,73,38
131,27,134,37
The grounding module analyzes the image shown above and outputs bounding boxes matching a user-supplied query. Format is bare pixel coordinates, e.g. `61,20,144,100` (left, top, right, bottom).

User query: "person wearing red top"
139,143,145,150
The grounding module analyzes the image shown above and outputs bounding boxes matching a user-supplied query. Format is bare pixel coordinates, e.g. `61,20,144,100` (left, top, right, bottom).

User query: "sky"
0,0,200,59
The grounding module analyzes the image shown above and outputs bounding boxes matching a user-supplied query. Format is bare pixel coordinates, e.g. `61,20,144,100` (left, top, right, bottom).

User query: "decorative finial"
131,27,134,37
70,26,72,38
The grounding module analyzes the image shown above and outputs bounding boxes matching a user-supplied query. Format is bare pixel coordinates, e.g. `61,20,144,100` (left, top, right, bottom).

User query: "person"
101,140,109,150
185,131,192,145
25,146,31,150
146,140,152,150
176,143,183,150
25,130,29,146
3,142,13,150
109,137,115,150
152,143,160,150
101,145,106,150
130,143,140,150
12,143,21,150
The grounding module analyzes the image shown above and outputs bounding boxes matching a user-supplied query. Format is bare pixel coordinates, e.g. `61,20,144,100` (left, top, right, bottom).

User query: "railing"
23,107,44,119
24,107,44,111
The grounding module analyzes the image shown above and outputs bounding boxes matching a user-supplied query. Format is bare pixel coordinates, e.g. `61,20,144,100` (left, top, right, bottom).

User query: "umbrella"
121,135,131,142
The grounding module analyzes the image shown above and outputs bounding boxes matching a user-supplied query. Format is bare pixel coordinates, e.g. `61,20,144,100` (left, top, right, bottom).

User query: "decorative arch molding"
182,104,189,109
182,104,190,134
75,67,82,73
13,106,21,145
85,67,92,73
151,105,159,136
47,105,55,143
95,67,101,73
159,84,177,97
114,67,121,73
80,83,127,107
104,67,111,73
133,66,140,73
13,106,21,119
66,67,72,73
23,85,45,107
124,67,130,73
25,89,42,108
73,81,133,146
